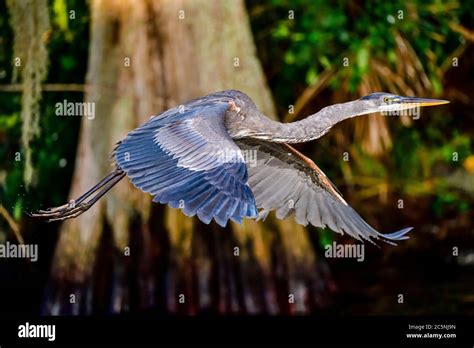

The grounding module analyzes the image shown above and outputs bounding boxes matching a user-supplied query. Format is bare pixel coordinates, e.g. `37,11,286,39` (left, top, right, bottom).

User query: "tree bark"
43,0,331,315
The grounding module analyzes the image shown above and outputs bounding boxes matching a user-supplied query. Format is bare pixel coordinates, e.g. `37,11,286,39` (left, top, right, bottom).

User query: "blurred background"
0,0,473,316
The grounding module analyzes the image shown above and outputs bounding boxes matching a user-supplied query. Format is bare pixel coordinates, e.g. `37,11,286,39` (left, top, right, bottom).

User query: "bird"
31,90,449,245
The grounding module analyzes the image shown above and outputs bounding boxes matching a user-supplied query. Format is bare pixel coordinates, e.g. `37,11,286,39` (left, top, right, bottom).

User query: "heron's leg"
30,170,125,221
45,172,125,221
36,170,122,214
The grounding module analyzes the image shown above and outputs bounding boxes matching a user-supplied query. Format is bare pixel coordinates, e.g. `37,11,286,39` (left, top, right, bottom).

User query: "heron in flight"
32,90,448,244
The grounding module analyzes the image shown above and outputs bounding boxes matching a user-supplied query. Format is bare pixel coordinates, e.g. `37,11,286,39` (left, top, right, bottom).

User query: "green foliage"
53,0,69,33
432,184,470,217
7,0,50,185
0,0,89,224
318,227,335,249
248,0,474,225
250,0,470,104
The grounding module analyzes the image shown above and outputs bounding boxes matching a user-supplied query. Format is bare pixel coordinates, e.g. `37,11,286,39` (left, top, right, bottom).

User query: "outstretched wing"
236,138,411,244
114,100,257,227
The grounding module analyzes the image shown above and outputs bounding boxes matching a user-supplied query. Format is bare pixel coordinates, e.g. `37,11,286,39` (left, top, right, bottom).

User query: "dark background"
0,0,473,317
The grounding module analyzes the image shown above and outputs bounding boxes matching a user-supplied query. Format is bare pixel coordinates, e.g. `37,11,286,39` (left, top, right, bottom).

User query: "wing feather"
115,100,257,227
236,138,412,245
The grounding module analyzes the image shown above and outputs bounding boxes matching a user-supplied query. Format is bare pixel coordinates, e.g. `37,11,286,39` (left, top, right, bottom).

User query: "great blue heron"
32,90,448,244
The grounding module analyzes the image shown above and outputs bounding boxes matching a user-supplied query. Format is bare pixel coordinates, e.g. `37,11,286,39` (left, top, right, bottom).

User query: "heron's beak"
398,97,449,107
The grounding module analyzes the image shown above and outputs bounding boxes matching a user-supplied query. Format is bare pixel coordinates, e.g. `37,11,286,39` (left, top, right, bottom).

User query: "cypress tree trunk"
43,0,331,315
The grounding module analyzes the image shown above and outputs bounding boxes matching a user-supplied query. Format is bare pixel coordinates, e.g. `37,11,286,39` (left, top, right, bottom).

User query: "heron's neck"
255,101,369,143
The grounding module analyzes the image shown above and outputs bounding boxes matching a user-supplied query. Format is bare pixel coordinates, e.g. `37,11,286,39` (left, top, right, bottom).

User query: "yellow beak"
400,97,450,107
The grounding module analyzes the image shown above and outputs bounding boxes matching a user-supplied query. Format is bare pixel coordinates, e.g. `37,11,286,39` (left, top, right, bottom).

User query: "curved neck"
251,100,371,143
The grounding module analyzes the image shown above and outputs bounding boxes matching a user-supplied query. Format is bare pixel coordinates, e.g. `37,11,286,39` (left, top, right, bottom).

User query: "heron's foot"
35,200,76,214
30,170,125,222
29,202,92,222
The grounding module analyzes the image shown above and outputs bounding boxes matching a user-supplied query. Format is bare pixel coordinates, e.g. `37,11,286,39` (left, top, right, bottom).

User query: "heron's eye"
383,97,390,103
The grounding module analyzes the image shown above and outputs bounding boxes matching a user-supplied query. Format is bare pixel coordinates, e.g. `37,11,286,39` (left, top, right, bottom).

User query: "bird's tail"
30,169,125,222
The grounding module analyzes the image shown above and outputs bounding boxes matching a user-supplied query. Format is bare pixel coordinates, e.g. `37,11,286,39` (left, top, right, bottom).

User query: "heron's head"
359,92,449,114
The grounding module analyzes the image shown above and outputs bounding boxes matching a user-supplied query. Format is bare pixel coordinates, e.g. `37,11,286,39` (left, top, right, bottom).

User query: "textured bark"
43,0,331,315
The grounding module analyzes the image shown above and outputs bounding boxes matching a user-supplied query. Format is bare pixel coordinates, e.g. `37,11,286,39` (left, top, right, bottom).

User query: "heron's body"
33,90,448,245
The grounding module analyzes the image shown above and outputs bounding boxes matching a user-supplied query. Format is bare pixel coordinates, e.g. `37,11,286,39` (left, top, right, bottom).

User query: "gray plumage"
32,89,449,245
